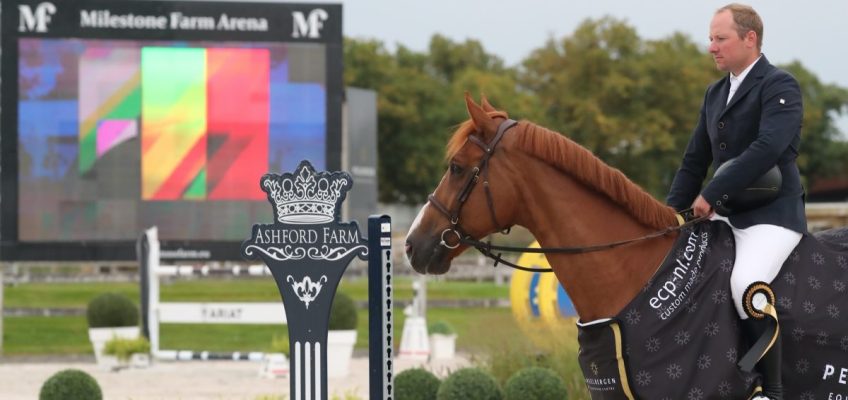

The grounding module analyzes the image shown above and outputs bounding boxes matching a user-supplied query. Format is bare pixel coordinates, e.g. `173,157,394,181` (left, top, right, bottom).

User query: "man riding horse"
667,4,805,399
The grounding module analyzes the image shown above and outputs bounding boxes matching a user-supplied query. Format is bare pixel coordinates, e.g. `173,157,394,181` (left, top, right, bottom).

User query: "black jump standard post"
241,160,393,400
368,214,393,399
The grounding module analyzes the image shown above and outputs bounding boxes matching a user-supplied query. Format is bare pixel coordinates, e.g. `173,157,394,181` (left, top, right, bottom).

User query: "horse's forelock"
445,111,509,161
446,120,476,161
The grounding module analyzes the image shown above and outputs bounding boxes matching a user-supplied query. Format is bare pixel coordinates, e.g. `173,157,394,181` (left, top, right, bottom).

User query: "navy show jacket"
666,55,807,233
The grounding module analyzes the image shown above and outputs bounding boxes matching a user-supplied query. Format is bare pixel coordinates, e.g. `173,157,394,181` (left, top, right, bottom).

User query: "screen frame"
1,0,343,261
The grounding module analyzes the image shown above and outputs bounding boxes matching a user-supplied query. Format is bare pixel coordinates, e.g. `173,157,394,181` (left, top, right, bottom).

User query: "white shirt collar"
730,54,762,84
727,55,762,104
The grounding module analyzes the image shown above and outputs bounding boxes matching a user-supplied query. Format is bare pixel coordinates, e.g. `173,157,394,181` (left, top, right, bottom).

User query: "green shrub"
270,334,290,356
395,368,440,400
428,320,456,335
103,336,150,361
328,292,357,330
504,367,568,400
39,369,102,400
436,367,502,400
86,293,138,328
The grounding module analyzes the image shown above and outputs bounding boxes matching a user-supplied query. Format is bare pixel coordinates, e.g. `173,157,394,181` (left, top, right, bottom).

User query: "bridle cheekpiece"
427,119,518,250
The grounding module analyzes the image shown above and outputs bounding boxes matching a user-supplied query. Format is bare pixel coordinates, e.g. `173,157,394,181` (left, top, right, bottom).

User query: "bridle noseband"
426,118,704,273
427,119,518,250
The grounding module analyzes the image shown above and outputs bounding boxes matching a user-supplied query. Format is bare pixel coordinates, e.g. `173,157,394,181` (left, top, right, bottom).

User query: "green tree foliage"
344,37,527,204
344,18,848,203
345,39,451,204
781,61,848,185
428,34,507,82
520,18,720,196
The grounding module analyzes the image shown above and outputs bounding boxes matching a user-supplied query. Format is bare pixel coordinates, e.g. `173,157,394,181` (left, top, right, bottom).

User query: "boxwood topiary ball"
39,369,103,400
86,292,139,328
436,367,502,400
504,366,568,400
395,368,440,400
328,292,358,330
86,293,138,328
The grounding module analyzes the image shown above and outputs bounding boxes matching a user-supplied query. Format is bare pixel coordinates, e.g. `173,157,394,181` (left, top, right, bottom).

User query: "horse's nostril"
405,241,413,256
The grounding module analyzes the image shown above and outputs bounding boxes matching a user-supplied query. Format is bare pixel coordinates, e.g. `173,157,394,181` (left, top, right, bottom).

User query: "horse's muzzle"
405,236,452,275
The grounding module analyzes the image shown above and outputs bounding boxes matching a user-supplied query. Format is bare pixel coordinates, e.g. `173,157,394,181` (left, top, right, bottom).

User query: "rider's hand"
691,195,714,218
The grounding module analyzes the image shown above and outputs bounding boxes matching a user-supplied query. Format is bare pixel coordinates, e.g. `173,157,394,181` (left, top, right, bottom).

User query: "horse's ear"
465,93,498,136
480,95,497,113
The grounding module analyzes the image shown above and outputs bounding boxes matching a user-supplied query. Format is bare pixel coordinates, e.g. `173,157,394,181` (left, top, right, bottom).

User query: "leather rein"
427,118,706,273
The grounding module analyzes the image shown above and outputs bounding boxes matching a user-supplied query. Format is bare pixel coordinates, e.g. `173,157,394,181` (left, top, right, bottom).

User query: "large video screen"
19,39,326,241
2,1,343,260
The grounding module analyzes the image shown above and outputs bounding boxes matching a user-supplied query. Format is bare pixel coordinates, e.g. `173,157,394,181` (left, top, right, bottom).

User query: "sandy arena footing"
0,355,470,399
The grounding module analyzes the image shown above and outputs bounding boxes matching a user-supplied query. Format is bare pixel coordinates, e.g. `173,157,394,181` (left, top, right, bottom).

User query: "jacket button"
718,121,726,129
719,142,727,150
722,195,729,199
716,200,722,206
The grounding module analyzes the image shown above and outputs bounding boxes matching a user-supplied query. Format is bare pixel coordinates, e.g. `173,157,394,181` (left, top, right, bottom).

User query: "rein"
464,213,708,272
428,118,708,273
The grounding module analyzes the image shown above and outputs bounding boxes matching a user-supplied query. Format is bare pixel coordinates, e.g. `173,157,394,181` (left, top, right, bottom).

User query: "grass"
1,276,510,355
4,282,139,309
3,277,509,308
2,276,591,399
2,307,515,355
2,316,90,355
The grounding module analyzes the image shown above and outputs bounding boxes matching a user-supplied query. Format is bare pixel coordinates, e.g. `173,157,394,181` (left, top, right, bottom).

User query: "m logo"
18,2,57,33
291,9,328,39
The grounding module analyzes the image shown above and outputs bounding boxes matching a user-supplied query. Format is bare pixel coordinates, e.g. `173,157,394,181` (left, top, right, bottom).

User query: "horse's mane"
447,118,678,229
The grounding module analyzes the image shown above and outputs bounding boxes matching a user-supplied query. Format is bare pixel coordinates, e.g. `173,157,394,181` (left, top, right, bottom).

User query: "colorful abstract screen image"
18,38,327,241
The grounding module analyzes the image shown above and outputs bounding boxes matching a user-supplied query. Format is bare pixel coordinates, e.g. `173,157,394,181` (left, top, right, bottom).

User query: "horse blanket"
576,221,848,399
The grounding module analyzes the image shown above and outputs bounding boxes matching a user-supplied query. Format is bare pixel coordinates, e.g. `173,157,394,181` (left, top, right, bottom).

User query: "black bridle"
427,118,705,273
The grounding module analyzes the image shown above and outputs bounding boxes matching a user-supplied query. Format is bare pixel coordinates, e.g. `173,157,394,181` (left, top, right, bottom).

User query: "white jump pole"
145,227,162,358
139,226,286,361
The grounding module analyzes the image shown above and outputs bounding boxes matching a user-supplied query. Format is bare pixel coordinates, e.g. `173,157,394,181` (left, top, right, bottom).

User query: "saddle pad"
576,221,848,399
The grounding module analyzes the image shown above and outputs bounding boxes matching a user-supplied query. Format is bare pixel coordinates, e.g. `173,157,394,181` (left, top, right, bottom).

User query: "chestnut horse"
405,95,681,322
405,95,848,399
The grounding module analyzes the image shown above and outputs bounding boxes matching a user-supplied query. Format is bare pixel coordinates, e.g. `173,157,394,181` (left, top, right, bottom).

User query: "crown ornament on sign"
262,160,352,224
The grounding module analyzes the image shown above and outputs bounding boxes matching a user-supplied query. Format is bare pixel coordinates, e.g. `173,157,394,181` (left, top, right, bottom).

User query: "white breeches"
711,215,802,319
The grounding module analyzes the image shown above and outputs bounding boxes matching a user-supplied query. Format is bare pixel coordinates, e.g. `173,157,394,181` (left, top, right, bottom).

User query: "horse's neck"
515,162,677,321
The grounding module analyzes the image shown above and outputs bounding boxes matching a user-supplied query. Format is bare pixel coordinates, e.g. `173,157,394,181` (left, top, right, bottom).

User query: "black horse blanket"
576,221,848,399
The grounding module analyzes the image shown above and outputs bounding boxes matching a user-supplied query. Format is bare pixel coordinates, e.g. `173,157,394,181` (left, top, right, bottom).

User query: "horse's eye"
450,163,462,175
449,163,463,175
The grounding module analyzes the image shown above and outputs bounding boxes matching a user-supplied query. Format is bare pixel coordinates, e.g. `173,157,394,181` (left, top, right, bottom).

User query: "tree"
780,61,848,185
428,34,507,83
520,18,719,196
343,19,848,204
344,37,527,204
345,38,454,204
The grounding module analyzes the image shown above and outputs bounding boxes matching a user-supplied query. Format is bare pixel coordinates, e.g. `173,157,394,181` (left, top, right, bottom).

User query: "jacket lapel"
720,55,770,119
706,77,731,131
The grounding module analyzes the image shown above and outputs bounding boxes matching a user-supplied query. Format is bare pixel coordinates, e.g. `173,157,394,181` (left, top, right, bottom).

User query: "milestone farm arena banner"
1,0,343,261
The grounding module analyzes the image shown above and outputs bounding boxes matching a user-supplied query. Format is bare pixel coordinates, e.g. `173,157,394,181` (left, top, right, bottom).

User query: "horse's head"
405,95,522,274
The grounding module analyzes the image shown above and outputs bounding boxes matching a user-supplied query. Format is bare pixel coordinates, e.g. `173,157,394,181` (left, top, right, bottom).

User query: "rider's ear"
465,93,498,137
